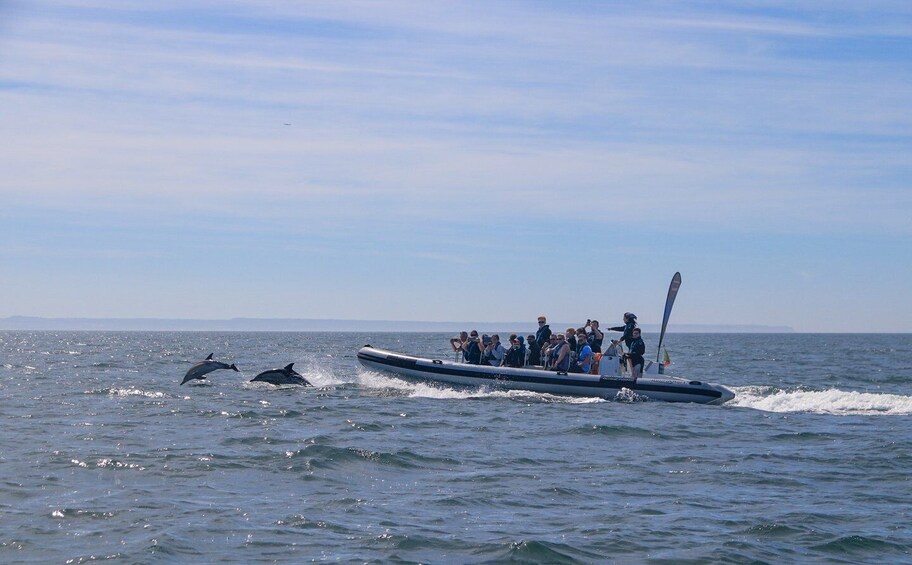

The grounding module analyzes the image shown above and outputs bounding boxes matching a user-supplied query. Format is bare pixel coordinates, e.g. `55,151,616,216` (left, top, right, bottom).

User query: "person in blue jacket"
535,316,552,350
572,330,593,374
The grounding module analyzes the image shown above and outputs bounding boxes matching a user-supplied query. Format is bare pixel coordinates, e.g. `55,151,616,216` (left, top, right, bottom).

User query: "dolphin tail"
230,364,239,372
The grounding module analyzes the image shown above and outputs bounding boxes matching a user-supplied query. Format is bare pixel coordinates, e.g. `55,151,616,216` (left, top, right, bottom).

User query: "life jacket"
551,344,570,372
590,352,602,375
627,337,645,366
484,342,505,366
504,346,524,368
535,325,551,346
465,340,482,364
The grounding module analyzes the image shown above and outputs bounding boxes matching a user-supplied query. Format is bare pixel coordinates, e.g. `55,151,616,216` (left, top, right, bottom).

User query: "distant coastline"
0,316,794,333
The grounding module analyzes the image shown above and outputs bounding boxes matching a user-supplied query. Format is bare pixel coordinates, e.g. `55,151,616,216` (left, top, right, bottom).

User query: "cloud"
2,0,911,239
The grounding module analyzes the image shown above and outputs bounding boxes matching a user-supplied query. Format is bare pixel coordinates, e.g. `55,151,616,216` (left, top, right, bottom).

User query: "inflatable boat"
357,345,735,405
358,273,735,405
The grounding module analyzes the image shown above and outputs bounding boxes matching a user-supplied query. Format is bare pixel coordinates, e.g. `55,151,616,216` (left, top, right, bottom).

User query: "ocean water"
1,331,910,564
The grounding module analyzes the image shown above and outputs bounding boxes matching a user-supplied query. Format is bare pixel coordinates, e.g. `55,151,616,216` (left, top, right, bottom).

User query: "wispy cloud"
1,1,911,327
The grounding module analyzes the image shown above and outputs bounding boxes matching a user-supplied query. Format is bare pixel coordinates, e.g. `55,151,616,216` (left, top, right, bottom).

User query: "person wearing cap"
503,336,525,368
609,312,638,349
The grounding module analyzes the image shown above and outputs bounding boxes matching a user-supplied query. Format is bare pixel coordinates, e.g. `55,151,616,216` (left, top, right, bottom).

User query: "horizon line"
3,315,795,333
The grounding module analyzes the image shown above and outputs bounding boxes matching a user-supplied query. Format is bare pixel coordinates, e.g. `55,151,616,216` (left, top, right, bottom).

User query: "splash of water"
105,387,167,398
357,369,602,403
730,386,912,415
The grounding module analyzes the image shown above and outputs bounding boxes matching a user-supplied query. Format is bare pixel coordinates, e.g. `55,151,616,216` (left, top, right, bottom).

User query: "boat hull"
357,346,734,405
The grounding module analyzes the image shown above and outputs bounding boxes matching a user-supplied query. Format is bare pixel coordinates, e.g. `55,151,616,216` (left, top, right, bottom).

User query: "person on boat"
566,326,578,355
525,334,539,367
549,334,571,372
503,336,525,368
572,330,593,373
587,320,604,354
621,328,646,379
535,316,552,350
610,312,638,348
575,326,589,364
482,334,505,366
449,331,469,356
464,330,482,365
541,335,557,369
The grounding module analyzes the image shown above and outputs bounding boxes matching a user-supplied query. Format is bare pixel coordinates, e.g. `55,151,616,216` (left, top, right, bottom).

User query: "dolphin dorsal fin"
206,353,214,360
284,363,295,371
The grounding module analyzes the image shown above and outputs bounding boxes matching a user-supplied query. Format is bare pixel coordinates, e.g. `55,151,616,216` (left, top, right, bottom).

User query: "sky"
1,1,910,332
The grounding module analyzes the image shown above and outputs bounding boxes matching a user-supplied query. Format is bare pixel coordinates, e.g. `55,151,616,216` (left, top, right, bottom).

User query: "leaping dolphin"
250,363,311,386
180,353,239,385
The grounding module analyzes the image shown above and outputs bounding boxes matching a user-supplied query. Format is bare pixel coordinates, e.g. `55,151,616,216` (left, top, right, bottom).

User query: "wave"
730,386,912,415
85,387,168,399
357,369,601,403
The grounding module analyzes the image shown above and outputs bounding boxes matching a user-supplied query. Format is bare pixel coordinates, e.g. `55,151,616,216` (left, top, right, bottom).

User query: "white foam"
107,387,166,399
97,458,145,470
357,369,602,403
240,356,348,389
615,387,650,403
730,386,912,415
298,362,347,387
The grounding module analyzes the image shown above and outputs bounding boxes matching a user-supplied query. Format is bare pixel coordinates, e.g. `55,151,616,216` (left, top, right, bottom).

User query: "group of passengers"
449,312,647,378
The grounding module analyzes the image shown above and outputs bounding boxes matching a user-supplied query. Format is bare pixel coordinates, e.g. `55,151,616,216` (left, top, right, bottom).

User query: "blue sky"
1,1,910,332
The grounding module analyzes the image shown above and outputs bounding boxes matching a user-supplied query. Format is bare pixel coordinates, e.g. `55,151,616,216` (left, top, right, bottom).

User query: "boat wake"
730,386,912,415
358,369,602,403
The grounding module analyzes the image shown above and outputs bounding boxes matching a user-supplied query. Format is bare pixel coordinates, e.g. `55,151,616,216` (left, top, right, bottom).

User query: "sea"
1,331,910,564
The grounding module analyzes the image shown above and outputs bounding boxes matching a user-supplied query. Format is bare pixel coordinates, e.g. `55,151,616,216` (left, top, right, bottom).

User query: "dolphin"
250,363,311,386
180,353,239,385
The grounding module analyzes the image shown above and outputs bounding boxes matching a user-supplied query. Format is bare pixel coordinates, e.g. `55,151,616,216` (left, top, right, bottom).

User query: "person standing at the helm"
609,312,639,349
